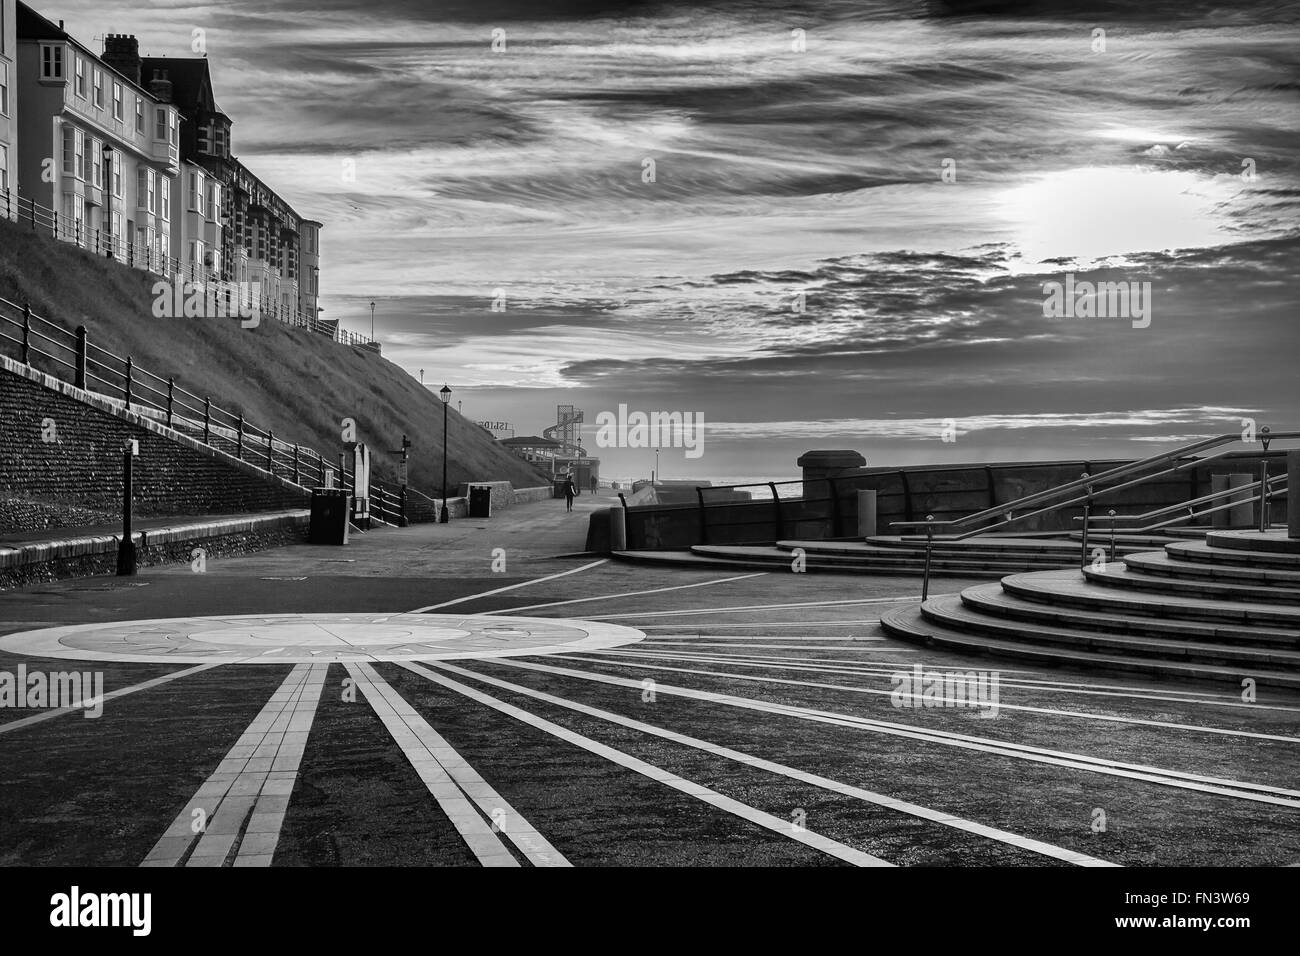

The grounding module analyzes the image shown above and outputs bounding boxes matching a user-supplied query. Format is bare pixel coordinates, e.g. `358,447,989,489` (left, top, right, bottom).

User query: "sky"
50,0,1300,482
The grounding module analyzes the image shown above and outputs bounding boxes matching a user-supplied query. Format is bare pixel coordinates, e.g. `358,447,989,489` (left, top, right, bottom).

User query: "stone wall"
0,357,308,532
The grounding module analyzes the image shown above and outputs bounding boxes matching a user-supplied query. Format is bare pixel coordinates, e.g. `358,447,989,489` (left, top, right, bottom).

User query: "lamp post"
312,266,320,327
102,145,114,257
370,300,376,341
439,384,451,523
654,447,660,484
420,369,424,386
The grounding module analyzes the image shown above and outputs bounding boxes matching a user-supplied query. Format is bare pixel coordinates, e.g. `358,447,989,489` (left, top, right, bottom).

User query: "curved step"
921,593,1300,668
612,549,1004,577
1165,539,1300,570
961,584,1300,648
1082,562,1300,605
1206,530,1300,554
1124,550,1300,587
776,540,1073,566
879,605,1300,689
1000,570,1300,628
692,545,1026,574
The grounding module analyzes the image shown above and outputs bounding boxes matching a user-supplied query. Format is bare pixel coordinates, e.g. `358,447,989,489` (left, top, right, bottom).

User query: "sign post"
116,437,139,576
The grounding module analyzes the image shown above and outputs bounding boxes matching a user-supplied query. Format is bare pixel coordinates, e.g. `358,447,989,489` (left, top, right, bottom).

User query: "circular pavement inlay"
0,613,645,664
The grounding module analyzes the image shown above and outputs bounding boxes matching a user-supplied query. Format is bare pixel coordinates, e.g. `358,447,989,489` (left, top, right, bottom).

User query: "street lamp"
439,384,451,523
312,266,320,327
370,300,376,341
654,447,660,483
102,145,114,257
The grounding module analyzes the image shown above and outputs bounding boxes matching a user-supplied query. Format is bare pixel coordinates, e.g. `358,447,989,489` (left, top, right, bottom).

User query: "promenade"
0,492,1296,867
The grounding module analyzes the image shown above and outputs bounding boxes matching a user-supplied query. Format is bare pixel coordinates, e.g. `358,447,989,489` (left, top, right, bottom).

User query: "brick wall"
1,358,309,532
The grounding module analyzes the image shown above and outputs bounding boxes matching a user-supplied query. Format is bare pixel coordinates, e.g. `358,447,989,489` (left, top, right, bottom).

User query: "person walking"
590,475,598,494
563,475,577,512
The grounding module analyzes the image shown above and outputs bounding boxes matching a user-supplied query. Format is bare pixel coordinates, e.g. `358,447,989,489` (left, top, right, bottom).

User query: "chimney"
149,69,173,104
102,34,141,85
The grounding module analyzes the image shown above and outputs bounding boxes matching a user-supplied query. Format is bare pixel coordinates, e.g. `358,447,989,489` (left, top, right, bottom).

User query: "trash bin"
468,485,492,518
309,488,350,545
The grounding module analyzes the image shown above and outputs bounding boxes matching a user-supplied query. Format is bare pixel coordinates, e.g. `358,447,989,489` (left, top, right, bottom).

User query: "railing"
1,189,378,352
0,294,406,525
892,429,1299,600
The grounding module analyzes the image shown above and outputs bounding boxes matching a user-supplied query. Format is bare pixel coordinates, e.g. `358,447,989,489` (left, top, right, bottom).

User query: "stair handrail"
891,430,1299,538
1076,474,1288,533
892,428,1299,602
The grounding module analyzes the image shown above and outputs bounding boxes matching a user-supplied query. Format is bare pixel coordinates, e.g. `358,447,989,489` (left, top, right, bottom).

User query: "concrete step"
960,584,1300,649
1165,539,1300,570
691,545,1028,575
776,539,1074,566
1125,550,1300,587
879,605,1300,690
1000,569,1300,628
1082,562,1300,605
921,593,1300,668
1206,529,1300,555
612,549,1004,577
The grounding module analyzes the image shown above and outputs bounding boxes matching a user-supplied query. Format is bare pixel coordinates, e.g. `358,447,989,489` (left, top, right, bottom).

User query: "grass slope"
0,220,548,495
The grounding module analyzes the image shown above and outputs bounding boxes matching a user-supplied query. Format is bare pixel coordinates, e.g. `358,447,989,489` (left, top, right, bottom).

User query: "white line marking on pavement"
424,661,1113,867
497,658,1300,808
347,662,568,867
0,663,221,735
142,663,327,868
400,661,891,867
408,560,608,613
589,650,1300,737
487,572,768,615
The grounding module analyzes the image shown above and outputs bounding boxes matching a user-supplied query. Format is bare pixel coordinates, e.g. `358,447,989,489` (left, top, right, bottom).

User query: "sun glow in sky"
1002,166,1241,266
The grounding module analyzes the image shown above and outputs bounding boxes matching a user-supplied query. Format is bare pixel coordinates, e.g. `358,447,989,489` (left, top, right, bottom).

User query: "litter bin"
309,488,350,545
468,485,493,519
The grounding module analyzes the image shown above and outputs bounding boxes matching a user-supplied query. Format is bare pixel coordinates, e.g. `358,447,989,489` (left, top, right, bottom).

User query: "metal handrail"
892,428,1298,600
891,431,1298,534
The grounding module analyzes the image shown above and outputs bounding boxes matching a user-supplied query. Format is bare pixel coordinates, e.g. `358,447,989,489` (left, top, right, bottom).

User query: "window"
0,145,8,195
197,120,210,154
147,169,156,214
214,126,227,157
75,57,86,98
112,151,122,197
188,172,204,215
155,107,166,141
168,111,177,145
113,82,123,121
41,44,64,80
91,139,102,188
137,167,147,209
135,97,144,133
1,63,10,116
161,180,170,221
92,69,103,109
62,128,85,179
207,182,220,221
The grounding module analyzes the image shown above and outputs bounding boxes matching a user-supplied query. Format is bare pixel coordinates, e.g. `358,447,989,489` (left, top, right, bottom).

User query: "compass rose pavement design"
0,613,645,664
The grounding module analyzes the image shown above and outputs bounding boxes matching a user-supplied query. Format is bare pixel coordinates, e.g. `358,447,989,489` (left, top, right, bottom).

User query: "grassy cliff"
0,219,548,495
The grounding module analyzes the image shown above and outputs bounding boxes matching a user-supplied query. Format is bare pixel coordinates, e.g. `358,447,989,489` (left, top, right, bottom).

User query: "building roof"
140,56,229,120
16,2,167,102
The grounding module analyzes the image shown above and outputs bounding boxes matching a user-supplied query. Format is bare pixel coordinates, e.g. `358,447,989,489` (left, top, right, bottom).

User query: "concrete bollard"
1289,450,1300,539
1211,473,1254,528
857,489,878,538
609,505,627,552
